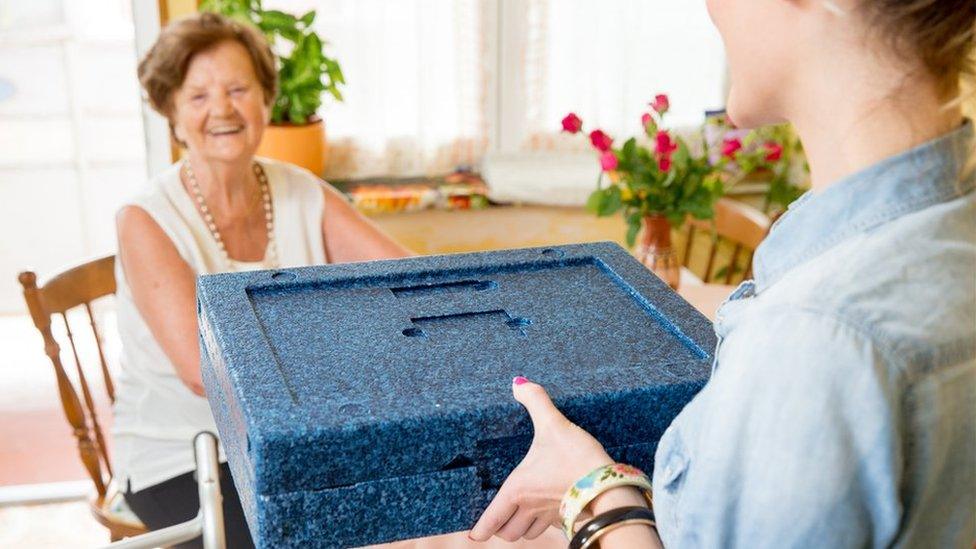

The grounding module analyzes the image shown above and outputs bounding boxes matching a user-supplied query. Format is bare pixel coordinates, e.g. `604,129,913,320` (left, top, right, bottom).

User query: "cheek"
172,105,205,142
240,96,269,137
711,4,789,128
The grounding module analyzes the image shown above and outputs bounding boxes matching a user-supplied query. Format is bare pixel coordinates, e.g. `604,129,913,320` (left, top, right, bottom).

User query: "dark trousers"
124,463,256,549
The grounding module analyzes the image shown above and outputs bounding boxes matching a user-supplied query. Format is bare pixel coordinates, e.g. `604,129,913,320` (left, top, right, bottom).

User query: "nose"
211,90,235,117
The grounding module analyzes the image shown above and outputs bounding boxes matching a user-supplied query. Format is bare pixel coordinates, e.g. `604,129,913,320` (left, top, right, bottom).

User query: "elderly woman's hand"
468,377,614,542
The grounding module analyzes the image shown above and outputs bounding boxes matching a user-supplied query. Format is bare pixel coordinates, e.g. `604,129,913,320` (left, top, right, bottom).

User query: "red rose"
561,112,583,134
721,137,743,159
650,94,670,114
764,141,784,162
658,155,672,172
600,151,618,172
656,131,678,155
641,112,653,128
589,129,613,152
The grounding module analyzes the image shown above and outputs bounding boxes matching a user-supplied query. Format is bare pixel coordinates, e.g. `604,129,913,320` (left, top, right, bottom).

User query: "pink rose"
641,112,653,128
589,129,613,152
561,112,583,134
721,137,743,159
658,155,672,172
656,131,678,155
764,141,784,162
600,150,618,172
650,94,670,114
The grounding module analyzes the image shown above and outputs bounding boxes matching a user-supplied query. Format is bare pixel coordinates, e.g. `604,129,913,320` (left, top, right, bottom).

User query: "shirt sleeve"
657,307,904,549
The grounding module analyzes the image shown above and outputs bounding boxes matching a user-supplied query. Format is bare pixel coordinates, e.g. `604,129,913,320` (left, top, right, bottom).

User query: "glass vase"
638,214,680,290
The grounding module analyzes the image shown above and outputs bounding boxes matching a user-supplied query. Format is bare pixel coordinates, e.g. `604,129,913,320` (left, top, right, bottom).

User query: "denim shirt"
652,122,976,548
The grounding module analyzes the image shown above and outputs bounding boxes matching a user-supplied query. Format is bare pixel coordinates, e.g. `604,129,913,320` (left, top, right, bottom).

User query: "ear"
170,119,188,149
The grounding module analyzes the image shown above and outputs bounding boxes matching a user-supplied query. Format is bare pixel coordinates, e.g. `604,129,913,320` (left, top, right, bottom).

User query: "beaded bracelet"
569,506,657,549
559,463,653,540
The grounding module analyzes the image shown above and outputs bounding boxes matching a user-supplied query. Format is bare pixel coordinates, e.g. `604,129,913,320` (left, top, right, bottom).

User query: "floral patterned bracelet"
559,463,654,540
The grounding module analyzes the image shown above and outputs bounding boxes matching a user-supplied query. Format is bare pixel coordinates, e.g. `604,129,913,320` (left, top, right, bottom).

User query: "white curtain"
521,0,727,152
266,0,487,180
266,0,725,179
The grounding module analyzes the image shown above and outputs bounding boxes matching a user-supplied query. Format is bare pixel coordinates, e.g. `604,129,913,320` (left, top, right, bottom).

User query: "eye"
191,93,206,102
230,86,247,95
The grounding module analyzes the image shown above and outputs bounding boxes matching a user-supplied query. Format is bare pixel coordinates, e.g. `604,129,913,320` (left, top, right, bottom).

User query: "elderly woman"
112,13,410,547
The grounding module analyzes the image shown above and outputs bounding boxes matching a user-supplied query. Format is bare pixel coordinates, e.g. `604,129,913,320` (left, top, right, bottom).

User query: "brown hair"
860,0,975,181
137,12,277,122
860,0,975,99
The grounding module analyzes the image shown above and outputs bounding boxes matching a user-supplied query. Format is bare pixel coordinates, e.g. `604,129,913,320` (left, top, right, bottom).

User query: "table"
677,282,735,321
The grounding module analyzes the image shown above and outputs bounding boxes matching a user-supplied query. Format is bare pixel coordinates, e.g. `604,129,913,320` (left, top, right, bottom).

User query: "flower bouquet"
563,94,727,288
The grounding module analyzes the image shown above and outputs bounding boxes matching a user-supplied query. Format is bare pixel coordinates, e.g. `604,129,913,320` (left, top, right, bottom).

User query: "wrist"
560,463,653,539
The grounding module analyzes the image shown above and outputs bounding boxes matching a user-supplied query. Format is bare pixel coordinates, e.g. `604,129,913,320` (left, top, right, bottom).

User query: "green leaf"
324,58,346,85
672,139,690,168
586,189,606,215
662,170,677,187
625,212,642,248
601,185,623,216
326,86,344,102
586,187,623,217
622,138,637,162
287,92,307,124
626,220,641,248
259,10,298,33
299,10,316,26
644,117,657,138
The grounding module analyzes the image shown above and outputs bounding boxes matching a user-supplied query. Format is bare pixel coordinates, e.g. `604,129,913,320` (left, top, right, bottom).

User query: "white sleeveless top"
112,158,327,492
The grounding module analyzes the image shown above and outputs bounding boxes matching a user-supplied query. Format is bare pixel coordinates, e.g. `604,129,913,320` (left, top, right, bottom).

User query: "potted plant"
564,94,729,289
726,124,807,216
201,0,345,175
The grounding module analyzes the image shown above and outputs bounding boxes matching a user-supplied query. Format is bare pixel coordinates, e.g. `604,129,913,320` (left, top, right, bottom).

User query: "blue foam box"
197,242,715,548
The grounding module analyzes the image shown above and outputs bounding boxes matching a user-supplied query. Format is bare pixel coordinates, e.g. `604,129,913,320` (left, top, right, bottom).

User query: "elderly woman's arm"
320,182,414,262
117,206,206,396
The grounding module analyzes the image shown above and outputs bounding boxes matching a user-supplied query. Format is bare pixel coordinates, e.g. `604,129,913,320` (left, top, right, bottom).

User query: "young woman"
471,0,975,547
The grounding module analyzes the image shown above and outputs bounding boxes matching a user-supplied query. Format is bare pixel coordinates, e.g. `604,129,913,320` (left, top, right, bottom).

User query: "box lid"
198,242,715,497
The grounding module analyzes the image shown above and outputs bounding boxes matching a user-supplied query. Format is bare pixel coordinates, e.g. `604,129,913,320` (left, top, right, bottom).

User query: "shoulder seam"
752,304,908,374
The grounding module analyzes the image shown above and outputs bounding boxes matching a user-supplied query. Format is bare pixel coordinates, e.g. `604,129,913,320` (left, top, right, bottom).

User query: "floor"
0,501,110,548
0,308,116,547
0,306,117,487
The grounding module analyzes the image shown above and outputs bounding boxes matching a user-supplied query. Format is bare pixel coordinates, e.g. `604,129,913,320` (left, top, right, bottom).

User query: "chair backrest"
18,255,117,500
681,198,771,284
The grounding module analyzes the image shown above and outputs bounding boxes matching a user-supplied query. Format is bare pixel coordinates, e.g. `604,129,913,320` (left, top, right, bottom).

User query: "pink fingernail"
513,376,529,385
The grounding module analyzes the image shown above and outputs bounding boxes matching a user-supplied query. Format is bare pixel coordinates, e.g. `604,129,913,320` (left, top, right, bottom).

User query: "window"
256,0,726,178
0,0,146,313
518,0,726,151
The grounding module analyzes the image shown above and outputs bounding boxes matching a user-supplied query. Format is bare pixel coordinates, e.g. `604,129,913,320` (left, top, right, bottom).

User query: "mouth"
207,124,245,136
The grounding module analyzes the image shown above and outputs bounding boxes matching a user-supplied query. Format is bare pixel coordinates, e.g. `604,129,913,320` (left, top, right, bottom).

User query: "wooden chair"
680,198,771,285
18,255,146,541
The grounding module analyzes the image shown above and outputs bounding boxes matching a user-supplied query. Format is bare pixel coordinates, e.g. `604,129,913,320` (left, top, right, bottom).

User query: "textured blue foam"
198,242,715,548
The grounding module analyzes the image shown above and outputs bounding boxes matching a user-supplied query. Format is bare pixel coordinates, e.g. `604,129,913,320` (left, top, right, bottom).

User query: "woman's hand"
468,377,614,542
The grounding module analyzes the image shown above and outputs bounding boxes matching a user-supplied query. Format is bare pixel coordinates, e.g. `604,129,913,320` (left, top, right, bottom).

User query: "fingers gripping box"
197,242,715,547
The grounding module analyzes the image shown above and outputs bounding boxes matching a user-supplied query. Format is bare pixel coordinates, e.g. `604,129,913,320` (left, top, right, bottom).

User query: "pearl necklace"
184,160,279,270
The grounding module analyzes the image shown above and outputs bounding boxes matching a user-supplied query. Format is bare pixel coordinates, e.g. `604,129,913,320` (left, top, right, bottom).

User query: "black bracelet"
568,505,657,549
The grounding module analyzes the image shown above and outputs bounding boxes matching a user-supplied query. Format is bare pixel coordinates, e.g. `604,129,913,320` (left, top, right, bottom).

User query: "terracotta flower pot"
256,117,329,176
639,214,680,290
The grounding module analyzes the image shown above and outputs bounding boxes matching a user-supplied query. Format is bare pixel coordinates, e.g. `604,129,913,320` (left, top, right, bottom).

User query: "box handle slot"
391,279,497,298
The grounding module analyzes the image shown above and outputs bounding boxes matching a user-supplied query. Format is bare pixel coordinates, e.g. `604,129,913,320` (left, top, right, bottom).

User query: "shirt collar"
753,120,975,291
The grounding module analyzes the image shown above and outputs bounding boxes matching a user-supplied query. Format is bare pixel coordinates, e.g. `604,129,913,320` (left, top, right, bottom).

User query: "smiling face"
171,39,269,164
